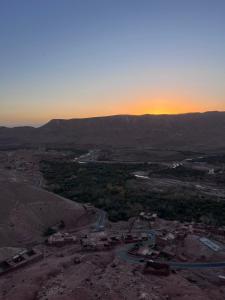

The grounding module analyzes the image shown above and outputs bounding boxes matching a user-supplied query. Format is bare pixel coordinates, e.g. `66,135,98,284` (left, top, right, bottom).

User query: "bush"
43,227,56,237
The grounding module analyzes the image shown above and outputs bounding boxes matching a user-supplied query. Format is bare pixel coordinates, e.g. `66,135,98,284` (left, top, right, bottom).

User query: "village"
1,149,225,299
1,206,225,280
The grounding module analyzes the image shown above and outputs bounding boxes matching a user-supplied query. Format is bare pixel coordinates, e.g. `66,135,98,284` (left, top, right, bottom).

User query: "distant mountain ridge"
1,111,225,150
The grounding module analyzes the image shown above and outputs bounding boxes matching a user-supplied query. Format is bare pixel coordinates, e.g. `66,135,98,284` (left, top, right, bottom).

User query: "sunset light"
1,2,225,298
1,0,225,125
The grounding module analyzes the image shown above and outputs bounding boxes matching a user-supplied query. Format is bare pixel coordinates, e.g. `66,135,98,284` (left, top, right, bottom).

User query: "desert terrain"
2,0,225,297
0,145,225,300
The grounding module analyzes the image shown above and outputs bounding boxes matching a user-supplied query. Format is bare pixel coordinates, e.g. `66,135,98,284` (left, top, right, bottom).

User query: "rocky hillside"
0,180,88,247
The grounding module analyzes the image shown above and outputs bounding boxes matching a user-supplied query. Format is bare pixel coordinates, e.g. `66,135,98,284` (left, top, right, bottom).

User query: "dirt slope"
0,180,87,247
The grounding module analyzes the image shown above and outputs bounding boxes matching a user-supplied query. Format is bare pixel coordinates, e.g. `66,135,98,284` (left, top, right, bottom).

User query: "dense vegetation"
40,160,225,225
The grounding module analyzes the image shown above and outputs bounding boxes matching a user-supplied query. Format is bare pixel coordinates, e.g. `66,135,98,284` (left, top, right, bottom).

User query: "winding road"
116,243,225,269
94,210,225,270
93,210,107,232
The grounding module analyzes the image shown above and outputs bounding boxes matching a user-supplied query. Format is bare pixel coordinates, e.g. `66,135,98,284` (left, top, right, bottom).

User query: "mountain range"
1,111,225,150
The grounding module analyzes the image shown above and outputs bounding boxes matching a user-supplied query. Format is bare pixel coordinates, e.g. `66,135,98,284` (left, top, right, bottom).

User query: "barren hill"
0,180,88,247
1,111,225,150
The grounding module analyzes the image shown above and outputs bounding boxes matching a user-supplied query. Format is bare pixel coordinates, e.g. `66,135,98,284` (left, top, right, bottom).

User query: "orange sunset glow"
1,0,225,127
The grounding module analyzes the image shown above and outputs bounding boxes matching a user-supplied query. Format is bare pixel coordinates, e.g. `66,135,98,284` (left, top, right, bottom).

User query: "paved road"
93,210,107,232
90,210,225,270
116,242,225,269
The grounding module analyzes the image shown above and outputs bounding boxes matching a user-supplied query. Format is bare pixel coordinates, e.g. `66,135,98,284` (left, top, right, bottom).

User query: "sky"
1,0,225,126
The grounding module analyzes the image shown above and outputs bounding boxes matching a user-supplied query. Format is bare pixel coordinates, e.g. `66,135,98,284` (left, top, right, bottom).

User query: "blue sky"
1,0,225,126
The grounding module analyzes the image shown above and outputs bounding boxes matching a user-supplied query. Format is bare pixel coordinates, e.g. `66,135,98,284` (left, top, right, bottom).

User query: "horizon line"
0,110,223,129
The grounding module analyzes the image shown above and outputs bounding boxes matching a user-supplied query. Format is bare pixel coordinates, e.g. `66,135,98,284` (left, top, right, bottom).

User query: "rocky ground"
1,242,225,300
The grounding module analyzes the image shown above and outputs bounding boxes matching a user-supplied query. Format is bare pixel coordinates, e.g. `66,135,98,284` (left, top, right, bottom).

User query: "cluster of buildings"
3,208,224,278
80,232,149,251
46,230,149,250
155,227,188,247
168,159,219,175
0,248,43,276
128,225,190,262
47,232,77,246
